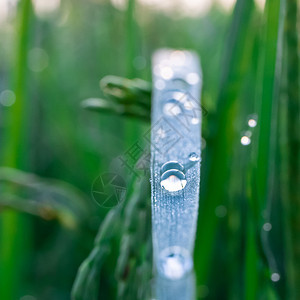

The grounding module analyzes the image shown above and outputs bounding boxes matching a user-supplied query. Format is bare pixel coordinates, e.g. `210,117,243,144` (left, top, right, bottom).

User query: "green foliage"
0,0,298,299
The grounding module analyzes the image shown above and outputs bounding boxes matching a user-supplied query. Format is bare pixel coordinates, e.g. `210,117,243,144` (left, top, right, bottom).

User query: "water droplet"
160,66,174,80
215,205,227,218
0,90,15,107
263,222,272,231
241,136,251,146
248,119,257,127
271,273,280,282
160,161,186,192
28,48,49,72
191,117,200,124
247,114,258,127
155,79,166,90
184,100,194,110
170,50,186,66
158,246,193,280
189,153,200,162
172,91,186,102
161,170,187,192
186,72,200,85
163,101,182,116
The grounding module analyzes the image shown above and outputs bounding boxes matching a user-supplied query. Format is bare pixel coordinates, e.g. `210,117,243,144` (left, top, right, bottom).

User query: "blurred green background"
0,0,299,299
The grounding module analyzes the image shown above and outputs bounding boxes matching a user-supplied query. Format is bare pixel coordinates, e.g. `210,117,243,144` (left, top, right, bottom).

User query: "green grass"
0,0,299,299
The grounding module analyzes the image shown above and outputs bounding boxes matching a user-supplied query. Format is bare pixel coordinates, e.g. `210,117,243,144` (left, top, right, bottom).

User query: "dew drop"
263,222,272,231
28,48,49,72
189,152,200,162
248,119,257,127
163,100,182,117
247,114,258,127
0,90,15,107
160,161,186,192
158,246,193,280
160,171,187,192
241,136,251,146
186,72,200,85
271,273,280,282
191,117,200,124
184,100,194,110
160,66,174,80
170,50,186,66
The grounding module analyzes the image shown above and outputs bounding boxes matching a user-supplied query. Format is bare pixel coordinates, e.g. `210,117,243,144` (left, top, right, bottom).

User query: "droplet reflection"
158,246,193,280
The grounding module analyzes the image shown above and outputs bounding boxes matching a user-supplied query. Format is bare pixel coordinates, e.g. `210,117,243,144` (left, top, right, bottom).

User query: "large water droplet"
161,170,187,192
158,247,193,280
160,161,186,192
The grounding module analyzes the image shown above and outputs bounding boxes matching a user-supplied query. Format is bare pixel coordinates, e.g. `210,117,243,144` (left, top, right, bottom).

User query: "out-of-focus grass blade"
0,167,90,229
252,0,284,298
115,176,152,300
283,0,300,298
71,207,121,300
194,0,255,291
0,0,33,299
81,98,150,121
100,76,151,107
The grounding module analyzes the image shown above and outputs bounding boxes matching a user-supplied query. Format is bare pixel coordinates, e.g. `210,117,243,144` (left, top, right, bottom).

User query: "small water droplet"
184,100,194,110
158,246,193,280
163,101,182,116
170,50,186,66
189,153,200,162
186,72,200,85
247,114,258,127
241,136,251,146
0,90,15,107
28,48,49,72
191,117,200,124
173,91,186,102
271,273,280,282
248,119,257,127
160,66,174,80
263,222,272,231
160,161,186,192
